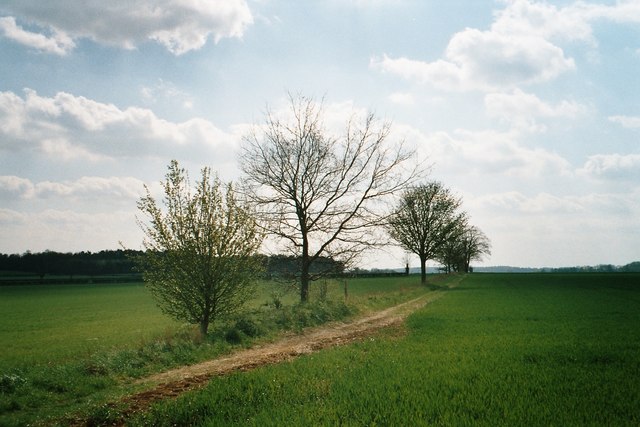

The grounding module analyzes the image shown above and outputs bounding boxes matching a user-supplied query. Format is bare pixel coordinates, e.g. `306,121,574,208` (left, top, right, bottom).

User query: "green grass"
0,274,434,426
0,283,178,367
131,273,640,426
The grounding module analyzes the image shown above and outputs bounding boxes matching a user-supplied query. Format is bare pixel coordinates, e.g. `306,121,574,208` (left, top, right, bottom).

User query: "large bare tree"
387,181,466,284
240,94,421,302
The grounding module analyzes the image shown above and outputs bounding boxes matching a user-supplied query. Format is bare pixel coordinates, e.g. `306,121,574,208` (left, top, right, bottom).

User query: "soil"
73,287,451,426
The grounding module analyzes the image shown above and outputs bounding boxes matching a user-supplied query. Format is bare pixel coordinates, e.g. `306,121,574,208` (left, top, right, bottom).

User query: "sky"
0,0,639,269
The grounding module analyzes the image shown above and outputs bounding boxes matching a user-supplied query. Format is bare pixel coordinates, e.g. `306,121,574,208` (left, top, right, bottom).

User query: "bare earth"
76,287,452,425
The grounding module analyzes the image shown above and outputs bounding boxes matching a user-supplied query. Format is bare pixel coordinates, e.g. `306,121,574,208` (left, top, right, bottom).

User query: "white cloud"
0,89,241,165
485,89,586,131
0,175,145,203
0,16,74,55
372,28,574,91
417,128,572,178
491,0,595,43
579,153,640,181
372,0,640,92
0,208,142,254
0,0,253,55
0,176,35,199
609,115,640,129
466,188,640,267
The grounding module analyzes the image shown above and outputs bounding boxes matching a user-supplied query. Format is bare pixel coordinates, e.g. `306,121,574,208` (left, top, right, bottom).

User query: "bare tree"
240,94,422,302
387,181,466,284
436,218,469,273
458,225,492,272
135,160,263,335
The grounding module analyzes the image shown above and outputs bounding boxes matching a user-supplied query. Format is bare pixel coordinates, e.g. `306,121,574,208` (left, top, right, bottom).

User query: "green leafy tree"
388,181,465,284
135,160,263,336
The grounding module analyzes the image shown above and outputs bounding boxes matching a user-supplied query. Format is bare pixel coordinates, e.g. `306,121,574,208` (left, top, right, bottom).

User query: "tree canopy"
387,181,467,284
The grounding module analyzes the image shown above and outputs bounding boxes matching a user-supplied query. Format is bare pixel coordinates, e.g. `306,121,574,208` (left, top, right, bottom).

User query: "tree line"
0,250,140,279
134,94,492,335
0,250,345,282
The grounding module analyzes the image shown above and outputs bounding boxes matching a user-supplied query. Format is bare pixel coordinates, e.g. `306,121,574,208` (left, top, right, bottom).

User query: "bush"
233,315,264,338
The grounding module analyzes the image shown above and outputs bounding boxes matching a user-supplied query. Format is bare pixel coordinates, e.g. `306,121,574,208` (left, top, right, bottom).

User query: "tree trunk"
300,264,310,303
420,255,427,285
300,239,310,303
199,311,210,336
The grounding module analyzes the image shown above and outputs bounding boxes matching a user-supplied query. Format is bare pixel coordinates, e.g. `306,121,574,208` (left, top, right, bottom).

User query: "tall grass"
131,273,640,426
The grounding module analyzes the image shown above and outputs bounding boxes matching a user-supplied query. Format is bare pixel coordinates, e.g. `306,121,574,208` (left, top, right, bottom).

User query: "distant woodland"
0,250,346,285
1,250,638,285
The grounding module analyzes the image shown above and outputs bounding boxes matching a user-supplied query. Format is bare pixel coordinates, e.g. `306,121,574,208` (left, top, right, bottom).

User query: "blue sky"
0,0,639,268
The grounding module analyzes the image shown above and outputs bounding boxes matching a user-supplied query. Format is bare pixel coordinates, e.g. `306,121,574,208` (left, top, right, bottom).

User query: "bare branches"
240,94,425,301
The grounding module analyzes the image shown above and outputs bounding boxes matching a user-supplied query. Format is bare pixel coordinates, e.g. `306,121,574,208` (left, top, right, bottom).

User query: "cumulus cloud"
0,16,74,55
0,88,241,164
371,0,640,92
416,128,572,178
0,175,145,203
471,189,640,230
372,28,574,91
485,89,587,131
371,13,575,91
0,0,253,55
0,176,35,199
579,153,640,180
490,0,595,43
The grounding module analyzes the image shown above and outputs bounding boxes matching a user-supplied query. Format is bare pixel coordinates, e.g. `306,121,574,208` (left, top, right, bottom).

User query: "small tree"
387,181,465,284
458,225,491,273
135,160,263,336
436,219,469,273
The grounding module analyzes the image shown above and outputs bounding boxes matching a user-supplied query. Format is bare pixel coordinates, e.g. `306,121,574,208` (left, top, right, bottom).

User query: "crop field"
131,273,640,426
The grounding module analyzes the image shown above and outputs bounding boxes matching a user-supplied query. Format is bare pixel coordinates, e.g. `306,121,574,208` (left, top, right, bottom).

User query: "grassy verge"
128,273,640,426
0,274,437,426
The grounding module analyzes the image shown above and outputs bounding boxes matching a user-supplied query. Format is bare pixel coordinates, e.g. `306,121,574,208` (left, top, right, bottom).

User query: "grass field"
0,275,431,426
130,273,640,426
0,283,178,367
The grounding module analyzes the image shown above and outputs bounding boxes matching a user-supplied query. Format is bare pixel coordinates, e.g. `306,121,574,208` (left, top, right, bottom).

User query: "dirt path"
81,283,458,425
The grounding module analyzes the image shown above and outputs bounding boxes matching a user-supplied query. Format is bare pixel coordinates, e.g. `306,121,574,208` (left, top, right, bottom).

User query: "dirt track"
76,286,454,425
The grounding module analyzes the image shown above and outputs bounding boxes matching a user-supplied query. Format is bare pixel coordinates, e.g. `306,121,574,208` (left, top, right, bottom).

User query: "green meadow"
0,275,430,426
131,273,640,426
1,273,639,426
